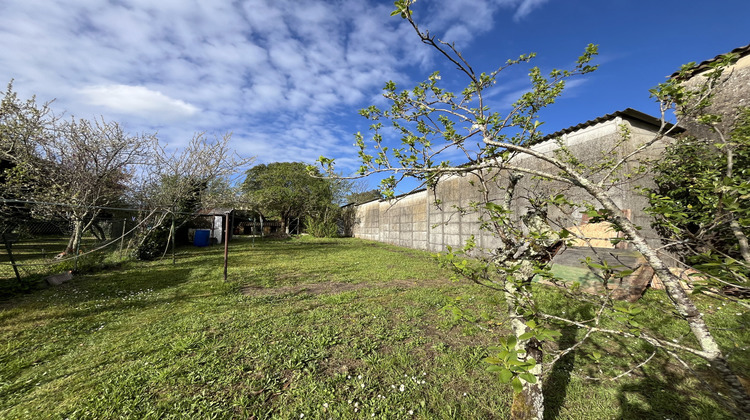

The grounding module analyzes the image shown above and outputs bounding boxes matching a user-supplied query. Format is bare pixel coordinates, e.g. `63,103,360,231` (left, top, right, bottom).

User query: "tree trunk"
728,219,750,263
489,142,750,413
506,263,545,420
90,222,106,241
583,179,750,415
66,219,83,254
494,172,545,420
510,316,544,420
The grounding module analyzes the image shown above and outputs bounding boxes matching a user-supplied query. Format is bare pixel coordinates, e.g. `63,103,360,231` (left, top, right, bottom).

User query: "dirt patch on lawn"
241,279,440,297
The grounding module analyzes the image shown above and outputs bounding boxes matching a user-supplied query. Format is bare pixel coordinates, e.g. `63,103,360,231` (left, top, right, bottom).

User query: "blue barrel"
194,229,210,247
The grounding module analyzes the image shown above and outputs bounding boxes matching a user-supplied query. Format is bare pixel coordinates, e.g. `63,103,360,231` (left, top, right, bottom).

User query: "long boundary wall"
351,112,670,254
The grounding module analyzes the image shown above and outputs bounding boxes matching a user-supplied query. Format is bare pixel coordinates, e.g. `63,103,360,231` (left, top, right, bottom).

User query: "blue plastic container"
194,229,210,247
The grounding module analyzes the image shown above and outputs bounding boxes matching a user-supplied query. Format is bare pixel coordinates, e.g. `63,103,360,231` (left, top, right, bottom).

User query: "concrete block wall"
353,199,383,242
350,112,674,254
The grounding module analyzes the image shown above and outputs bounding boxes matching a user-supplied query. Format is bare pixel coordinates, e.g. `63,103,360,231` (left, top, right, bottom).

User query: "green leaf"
539,329,562,340
511,377,523,394
519,372,537,384
506,335,517,349
585,209,600,217
616,317,630,325
614,269,634,278
518,332,534,340
498,368,513,384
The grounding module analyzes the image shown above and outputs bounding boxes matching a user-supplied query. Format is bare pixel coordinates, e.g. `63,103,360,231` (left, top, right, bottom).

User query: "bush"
304,214,338,238
134,226,171,260
647,107,750,285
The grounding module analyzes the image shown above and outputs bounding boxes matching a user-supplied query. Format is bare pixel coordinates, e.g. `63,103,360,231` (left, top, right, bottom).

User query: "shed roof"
197,208,234,216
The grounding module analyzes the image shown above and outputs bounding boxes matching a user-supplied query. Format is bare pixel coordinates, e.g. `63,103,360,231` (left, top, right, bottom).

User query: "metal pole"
223,212,230,281
3,234,22,285
171,212,176,265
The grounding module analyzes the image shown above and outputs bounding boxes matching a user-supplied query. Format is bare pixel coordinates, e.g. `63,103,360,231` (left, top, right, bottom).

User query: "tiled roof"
670,44,750,79
536,108,683,143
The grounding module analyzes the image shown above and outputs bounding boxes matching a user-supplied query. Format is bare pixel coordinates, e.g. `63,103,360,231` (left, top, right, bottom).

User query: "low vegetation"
1,236,746,419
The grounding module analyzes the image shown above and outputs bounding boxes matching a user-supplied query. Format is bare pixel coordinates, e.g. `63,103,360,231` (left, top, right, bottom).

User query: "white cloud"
415,0,551,48
0,0,554,180
78,85,199,121
558,78,589,98
512,0,550,21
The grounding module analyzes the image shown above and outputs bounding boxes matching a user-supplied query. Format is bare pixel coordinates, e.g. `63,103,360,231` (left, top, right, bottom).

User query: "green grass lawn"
0,236,746,419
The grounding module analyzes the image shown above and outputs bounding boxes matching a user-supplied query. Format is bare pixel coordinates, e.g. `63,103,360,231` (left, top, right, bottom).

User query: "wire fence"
0,199,217,293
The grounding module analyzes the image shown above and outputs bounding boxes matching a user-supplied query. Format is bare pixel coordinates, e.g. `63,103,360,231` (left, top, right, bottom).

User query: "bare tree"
135,132,253,210
1,82,254,260
0,81,55,231
128,132,254,254
30,118,157,254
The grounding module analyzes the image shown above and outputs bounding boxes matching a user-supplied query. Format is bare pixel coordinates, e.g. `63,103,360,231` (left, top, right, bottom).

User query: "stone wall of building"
679,48,750,139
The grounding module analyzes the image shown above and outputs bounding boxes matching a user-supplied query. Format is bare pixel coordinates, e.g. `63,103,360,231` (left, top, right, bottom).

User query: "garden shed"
195,208,235,245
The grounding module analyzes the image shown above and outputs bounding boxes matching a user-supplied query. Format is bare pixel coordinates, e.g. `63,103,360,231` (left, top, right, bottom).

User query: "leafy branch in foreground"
320,1,749,418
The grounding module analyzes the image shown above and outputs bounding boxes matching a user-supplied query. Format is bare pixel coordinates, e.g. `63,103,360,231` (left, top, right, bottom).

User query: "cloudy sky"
1,0,748,191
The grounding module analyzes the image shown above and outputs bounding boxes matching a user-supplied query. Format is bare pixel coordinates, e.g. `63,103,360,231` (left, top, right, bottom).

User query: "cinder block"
445,224,460,235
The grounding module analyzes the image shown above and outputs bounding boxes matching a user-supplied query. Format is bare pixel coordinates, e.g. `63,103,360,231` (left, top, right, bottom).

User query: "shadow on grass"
0,237,231,300
543,300,597,420
614,356,731,420
543,324,578,420
544,330,733,419
0,265,194,310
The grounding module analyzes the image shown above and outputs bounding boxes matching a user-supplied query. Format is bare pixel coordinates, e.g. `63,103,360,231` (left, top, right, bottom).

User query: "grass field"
0,236,747,419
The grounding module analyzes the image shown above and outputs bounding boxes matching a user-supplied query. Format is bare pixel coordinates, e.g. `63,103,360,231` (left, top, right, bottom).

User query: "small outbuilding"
195,208,235,245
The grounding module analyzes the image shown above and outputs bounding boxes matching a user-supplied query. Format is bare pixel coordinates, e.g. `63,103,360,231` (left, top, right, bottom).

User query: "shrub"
304,214,338,238
134,226,171,260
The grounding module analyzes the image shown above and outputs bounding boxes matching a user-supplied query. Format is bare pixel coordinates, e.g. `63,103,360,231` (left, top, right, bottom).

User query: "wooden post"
74,234,81,271
3,234,22,285
119,218,126,259
223,212,230,281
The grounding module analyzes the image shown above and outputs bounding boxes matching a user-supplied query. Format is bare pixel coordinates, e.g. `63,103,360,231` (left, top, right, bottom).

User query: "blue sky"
1,0,748,192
